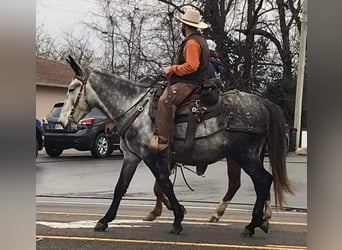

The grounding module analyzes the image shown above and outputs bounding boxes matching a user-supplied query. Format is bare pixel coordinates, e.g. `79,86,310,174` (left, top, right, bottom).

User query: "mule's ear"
66,55,83,77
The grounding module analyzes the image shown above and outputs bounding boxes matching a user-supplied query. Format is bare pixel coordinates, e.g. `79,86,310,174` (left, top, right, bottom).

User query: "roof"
36,56,74,86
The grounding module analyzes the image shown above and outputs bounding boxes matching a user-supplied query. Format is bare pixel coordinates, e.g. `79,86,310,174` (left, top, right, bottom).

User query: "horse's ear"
66,55,84,77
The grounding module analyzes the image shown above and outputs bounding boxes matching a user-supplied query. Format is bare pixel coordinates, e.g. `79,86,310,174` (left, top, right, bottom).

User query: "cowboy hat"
175,8,208,29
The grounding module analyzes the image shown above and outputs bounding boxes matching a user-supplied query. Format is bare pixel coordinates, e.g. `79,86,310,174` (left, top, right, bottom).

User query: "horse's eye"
68,88,75,93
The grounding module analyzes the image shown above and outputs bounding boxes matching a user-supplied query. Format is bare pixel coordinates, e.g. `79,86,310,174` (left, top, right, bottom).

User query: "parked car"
36,118,44,157
42,102,121,158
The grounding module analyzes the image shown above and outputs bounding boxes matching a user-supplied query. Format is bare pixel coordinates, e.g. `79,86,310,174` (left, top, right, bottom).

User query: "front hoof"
94,221,108,232
169,224,183,234
209,216,219,223
144,212,157,221
259,219,269,233
241,226,255,237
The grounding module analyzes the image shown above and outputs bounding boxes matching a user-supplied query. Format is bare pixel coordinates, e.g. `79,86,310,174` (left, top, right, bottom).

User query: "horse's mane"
91,69,155,89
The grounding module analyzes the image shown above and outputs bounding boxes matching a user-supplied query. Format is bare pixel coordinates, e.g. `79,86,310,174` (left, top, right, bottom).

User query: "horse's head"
58,56,98,128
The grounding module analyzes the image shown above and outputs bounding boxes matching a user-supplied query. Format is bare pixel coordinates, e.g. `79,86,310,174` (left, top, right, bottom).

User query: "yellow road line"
36,235,307,249
36,211,307,226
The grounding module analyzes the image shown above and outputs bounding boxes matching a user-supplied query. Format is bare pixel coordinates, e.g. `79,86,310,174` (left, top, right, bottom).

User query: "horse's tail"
263,99,295,208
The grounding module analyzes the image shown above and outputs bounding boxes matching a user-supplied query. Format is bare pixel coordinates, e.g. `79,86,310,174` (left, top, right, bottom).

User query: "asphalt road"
36,150,307,249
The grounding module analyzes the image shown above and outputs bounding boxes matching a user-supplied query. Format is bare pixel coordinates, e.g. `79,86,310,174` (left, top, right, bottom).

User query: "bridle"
67,73,156,135
68,75,91,122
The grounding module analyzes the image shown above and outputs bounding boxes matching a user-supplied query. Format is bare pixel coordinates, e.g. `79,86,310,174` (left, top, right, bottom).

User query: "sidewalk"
39,149,307,163
38,148,92,157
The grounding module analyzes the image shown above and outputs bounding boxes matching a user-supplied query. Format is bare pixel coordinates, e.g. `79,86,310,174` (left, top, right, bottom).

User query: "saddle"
148,80,221,171
149,79,221,123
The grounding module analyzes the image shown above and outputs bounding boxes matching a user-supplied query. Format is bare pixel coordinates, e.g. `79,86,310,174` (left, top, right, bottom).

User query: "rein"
111,86,152,122
109,75,162,135
68,72,161,135
171,163,205,192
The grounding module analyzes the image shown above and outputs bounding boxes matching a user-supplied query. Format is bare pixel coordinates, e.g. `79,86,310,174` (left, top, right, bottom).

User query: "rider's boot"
148,135,168,153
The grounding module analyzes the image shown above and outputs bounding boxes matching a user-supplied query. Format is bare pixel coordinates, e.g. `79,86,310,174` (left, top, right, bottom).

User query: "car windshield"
88,107,105,117
48,104,105,120
49,106,62,118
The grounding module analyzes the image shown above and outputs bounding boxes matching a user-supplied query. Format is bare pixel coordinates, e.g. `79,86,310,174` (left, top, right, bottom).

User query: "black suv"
42,102,120,158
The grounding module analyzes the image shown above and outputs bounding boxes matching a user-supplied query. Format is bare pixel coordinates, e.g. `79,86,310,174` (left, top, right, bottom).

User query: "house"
36,56,73,120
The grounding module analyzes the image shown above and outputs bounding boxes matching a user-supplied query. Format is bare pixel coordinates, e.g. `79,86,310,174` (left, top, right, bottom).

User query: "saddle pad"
174,117,220,140
173,90,270,139
219,90,269,134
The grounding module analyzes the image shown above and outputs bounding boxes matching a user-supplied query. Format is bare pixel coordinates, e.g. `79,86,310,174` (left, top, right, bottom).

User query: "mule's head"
58,56,96,128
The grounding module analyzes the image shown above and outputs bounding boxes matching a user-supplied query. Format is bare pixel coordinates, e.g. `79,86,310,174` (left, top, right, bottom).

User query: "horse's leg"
94,150,141,232
263,193,272,221
260,144,272,221
237,154,273,237
209,157,241,222
144,180,172,221
144,154,185,234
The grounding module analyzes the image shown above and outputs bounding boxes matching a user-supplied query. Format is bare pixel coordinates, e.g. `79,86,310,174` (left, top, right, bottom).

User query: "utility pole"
293,0,307,149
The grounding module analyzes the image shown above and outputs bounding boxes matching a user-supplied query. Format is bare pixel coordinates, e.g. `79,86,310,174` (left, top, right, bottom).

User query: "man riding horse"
149,8,209,157
59,8,294,236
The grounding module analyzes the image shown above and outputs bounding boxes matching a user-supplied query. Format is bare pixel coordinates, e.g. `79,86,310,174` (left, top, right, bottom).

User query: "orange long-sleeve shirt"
169,39,201,76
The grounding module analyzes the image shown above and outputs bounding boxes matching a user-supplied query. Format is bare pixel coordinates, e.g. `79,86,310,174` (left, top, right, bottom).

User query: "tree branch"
158,0,184,14
287,0,301,32
236,28,285,63
224,0,235,17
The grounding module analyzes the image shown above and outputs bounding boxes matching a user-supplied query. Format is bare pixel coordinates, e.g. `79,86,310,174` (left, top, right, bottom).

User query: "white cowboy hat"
206,39,217,51
175,8,209,29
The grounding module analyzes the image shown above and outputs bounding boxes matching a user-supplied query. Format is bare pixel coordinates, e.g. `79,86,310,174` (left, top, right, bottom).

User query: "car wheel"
45,145,63,157
91,133,110,158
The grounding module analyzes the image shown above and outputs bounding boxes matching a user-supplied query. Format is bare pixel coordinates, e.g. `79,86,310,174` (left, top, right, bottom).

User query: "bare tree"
113,6,147,80
36,24,58,60
84,0,118,73
83,0,183,79
236,0,302,80
56,29,95,68
85,0,152,79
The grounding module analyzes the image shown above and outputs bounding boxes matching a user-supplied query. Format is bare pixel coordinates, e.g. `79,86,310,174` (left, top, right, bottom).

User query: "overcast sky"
36,0,97,41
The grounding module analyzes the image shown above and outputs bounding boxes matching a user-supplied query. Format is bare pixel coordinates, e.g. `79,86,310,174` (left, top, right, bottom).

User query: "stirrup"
148,135,168,152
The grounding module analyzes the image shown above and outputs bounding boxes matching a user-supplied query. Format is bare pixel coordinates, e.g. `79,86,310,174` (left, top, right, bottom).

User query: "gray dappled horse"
59,56,294,236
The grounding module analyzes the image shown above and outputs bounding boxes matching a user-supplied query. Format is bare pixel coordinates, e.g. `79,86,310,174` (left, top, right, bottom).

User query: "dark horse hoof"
241,219,269,237
169,224,183,234
259,219,269,233
241,226,255,237
209,216,219,223
94,221,108,232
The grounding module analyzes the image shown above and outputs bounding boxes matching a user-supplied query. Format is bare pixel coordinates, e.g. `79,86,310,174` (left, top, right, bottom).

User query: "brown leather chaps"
155,82,196,144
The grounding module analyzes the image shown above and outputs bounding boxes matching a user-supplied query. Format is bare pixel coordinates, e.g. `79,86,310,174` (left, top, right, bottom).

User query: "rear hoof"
209,216,219,223
94,221,108,232
169,224,183,234
144,212,157,221
259,219,269,233
241,226,255,237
